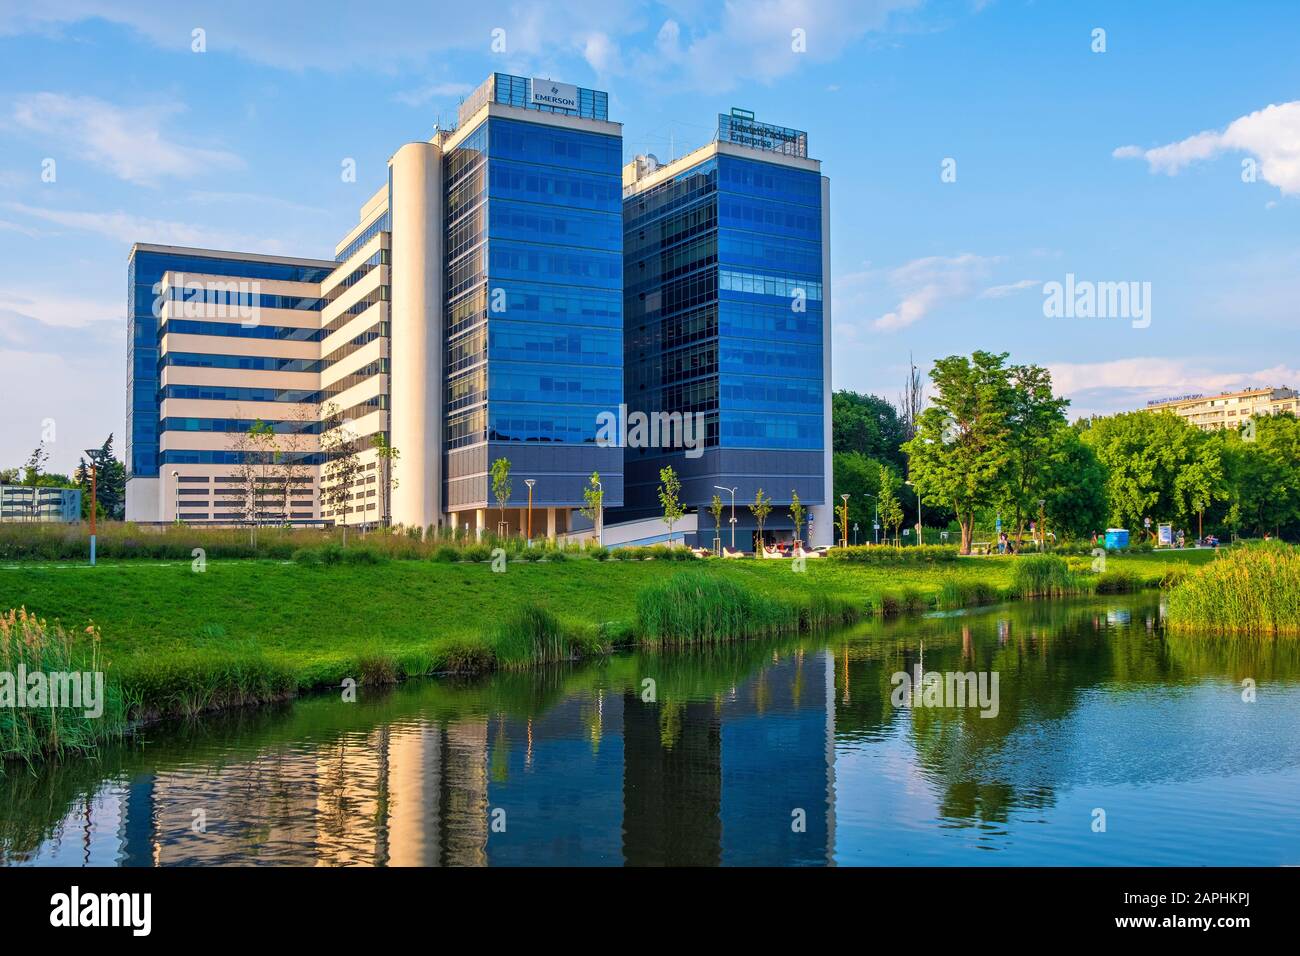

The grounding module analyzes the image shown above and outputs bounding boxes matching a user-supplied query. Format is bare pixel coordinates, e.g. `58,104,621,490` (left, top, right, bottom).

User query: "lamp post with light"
713,485,737,551
524,478,536,543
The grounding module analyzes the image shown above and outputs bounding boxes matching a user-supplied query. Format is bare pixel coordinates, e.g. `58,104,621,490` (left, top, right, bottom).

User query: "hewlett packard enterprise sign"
531,79,578,111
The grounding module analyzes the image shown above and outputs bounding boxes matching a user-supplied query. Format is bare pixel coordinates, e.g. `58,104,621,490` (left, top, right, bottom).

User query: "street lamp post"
84,449,98,567
713,485,737,551
595,479,603,547
524,479,536,543
171,470,180,524
1038,498,1046,551
853,522,859,545
840,493,850,548
905,480,922,545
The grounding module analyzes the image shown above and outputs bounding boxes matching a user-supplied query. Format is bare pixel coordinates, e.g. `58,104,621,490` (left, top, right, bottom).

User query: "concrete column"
546,507,557,540
388,141,444,532
475,508,486,541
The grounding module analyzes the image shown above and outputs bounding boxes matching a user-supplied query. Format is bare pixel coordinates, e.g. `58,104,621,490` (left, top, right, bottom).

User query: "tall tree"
902,351,1015,554
897,351,925,442
832,391,907,467
878,464,905,546
1082,410,1227,532
999,363,1070,546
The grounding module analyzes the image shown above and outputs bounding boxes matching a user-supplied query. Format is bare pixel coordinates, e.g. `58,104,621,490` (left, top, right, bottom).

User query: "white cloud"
0,288,116,329
980,278,1039,299
11,93,242,185
1048,357,1300,417
392,81,473,108
1114,100,1300,195
3,202,289,254
871,253,1000,331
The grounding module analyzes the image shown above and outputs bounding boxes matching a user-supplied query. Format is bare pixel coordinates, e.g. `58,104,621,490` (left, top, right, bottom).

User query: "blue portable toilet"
1104,528,1129,550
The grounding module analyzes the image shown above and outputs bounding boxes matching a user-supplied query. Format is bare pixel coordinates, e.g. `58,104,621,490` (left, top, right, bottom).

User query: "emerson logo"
50,886,151,937
530,78,578,110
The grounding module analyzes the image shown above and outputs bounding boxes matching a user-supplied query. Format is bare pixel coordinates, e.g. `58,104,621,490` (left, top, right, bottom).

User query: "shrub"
829,544,959,564
432,545,460,562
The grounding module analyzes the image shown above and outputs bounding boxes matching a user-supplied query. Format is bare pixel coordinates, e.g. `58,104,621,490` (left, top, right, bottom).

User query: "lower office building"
618,108,832,548
0,485,82,522
125,80,830,547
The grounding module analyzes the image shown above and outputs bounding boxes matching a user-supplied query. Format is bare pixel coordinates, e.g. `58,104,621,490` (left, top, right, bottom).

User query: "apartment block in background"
1145,387,1299,431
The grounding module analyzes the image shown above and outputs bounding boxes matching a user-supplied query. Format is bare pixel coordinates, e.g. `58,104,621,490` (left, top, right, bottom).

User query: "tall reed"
1167,543,1300,636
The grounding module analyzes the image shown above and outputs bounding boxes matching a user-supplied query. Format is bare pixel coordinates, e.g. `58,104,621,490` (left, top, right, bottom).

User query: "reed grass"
0,609,127,769
1167,542,1300,636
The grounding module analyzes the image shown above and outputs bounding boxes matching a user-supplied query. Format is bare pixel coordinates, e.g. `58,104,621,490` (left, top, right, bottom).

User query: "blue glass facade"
444,112,624,510
622,149,826,533
125,249,332,479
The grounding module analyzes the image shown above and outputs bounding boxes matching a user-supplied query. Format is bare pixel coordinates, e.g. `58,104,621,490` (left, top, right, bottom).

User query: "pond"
3,594,1298,866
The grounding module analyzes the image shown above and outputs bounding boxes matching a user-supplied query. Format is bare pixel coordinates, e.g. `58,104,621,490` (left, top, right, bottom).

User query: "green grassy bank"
0,549,1211,762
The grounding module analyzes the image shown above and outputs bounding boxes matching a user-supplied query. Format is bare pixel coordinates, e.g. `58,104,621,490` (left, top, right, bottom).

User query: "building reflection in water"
76,650,838,866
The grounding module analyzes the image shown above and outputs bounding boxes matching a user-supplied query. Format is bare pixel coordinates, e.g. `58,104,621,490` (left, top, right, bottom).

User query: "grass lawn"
0,547,1215,730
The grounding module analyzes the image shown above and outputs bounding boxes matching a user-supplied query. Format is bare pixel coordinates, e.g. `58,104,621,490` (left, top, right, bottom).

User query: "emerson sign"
531,79,578,111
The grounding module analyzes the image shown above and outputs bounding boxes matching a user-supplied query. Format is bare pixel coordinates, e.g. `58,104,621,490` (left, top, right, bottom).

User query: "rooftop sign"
531,79,578,111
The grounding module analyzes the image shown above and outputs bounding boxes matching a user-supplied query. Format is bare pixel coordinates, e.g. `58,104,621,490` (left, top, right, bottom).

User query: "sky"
1,0,1298,474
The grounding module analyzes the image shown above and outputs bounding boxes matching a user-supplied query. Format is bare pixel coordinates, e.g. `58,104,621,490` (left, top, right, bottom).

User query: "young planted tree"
320,403,363,547
370,433,400,529
230,420,278,548
710,494,725,551
789,490,806,547
749,487,772,550
23,443,49,522
579,471,604,543
273,405,316,528
490,456,513,537
878,464,904,545
903,351,1015,554
658,465,685,545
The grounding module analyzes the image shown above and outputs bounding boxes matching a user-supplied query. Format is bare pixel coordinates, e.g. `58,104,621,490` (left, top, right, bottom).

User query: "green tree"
490,456,513,536
999,363,1070,546
579,472,604,542
709,494,725,550
73,435,125,521
1039,424,1108,540
878,464,904,545
789,490,806,545
1222,414,1300,538
749,487,773,549
832,391,907,467
320,403,363,546
658,465,685,544
1082,410,1227,532
371,433,400,528
833,451,882,529
902,351,1015,553
23,443,49,522
231,420,278,546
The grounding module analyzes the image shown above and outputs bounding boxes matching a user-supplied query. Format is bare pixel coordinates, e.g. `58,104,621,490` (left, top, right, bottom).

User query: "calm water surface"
3,595,1298,866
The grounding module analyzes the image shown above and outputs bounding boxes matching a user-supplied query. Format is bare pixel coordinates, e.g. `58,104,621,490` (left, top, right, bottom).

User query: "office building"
125,81,830,547
619,108,832,547
0,484,81,522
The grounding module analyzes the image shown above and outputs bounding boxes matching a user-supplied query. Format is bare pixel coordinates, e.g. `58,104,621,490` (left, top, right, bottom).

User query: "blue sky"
1,0,1298,474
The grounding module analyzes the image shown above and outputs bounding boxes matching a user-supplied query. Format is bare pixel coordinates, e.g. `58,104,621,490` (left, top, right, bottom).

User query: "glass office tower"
622,109,832,548
443,74,624,536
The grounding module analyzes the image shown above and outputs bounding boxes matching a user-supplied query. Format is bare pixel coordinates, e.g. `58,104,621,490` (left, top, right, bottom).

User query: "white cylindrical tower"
388,142,444,531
